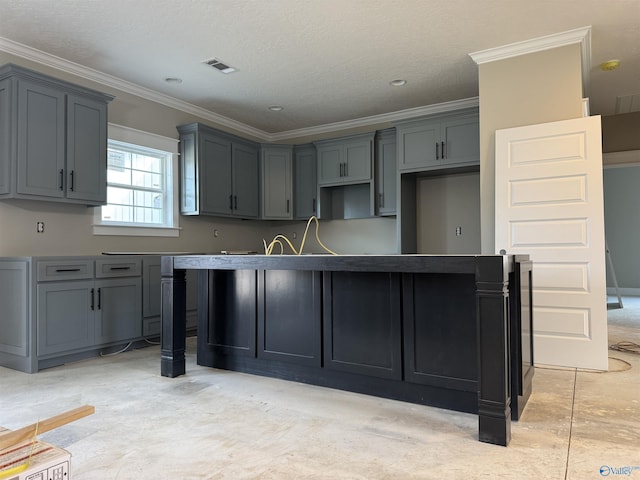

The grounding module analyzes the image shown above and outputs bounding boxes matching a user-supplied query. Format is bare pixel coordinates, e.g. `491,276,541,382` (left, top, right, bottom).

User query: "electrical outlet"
455,226,462,236
36,221,45,233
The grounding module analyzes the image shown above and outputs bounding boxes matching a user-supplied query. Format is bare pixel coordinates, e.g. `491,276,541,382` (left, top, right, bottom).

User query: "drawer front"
95,258,141,278
37,260,94,282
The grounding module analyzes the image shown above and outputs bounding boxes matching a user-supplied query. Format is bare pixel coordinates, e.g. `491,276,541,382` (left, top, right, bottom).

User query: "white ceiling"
1,0,639,141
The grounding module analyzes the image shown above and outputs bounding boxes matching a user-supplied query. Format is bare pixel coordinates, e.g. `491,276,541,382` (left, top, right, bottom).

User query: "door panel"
495,116,607,370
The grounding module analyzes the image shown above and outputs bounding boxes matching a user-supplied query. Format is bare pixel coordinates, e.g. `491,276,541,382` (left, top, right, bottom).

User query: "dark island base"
161,255,534,447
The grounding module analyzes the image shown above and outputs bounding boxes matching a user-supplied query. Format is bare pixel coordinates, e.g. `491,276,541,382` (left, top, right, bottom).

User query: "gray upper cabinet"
262,145,293,220
375,129,397,216
232,142,260,218
178,122,260,219
66,94,108,203
316,133,374,185
294,144,317,219
396,110,479,173
0,79,10,196
0,64,113,205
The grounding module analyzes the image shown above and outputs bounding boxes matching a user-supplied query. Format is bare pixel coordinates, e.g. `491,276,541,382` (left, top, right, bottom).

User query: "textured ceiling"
1,0,639,139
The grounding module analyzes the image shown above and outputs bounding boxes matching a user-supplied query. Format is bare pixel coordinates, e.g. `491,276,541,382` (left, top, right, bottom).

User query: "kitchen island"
160,254,533,446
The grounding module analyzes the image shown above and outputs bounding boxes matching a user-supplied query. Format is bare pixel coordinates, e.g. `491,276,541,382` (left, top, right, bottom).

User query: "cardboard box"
0,428,71,480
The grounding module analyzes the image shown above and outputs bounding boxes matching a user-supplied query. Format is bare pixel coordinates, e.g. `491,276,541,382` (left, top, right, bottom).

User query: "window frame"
93,124,180,237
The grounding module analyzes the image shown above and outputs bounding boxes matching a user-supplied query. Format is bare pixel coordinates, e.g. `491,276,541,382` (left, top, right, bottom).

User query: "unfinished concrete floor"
1,319,639,479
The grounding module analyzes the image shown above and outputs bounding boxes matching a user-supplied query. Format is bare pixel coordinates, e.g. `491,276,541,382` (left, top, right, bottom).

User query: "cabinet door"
232,142,259,218
16,79,65,198
294,146,317,219
397,121,440,171
200,133,233,215
66,94,107,204
342,139,371,182
323,272,402,379
376,134,397,215
262,147,292,219
258,270,321,366
95,277,142,344
441,114,480,167
207,270,257,357
317,144,343,185
37,281,94,356
0,78,10,196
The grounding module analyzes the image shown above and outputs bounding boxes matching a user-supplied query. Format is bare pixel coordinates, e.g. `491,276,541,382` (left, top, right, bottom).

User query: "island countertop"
167,253,515,274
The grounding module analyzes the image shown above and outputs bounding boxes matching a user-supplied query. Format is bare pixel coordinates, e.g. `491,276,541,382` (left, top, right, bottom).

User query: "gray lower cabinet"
0,63,113,205
94,277,142,344
37,280,95,356
396,110,479,173
0,256,158,373
0,259,31,372
293,144,317,219
177,122,260,218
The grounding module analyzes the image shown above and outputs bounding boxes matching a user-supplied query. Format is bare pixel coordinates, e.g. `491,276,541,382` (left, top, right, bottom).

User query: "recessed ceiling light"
600,59,621,71
390,79,407,86
164,77,183,84
268,105,284,112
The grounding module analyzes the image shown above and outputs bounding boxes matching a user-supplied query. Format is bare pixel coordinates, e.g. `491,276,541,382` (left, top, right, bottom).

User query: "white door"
495,116,608,370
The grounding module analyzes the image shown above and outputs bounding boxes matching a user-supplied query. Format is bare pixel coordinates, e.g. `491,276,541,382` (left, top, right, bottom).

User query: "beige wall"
416,172,480,254
602,112,640,153
266,217,397,255
478,44,584,253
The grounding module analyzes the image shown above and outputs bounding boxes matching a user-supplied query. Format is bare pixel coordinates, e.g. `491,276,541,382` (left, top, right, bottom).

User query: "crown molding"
469,26,592,96
1,35,477,142
267,97,479,142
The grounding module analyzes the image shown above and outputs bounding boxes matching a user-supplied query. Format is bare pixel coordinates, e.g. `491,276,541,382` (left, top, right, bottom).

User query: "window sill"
93,224,181,237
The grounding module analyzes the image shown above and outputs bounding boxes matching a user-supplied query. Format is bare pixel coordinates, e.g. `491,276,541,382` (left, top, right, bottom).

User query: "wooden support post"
476,256,512,446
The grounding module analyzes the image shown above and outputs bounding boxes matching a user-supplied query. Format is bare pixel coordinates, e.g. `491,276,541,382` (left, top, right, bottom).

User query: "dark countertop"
166,253,513,275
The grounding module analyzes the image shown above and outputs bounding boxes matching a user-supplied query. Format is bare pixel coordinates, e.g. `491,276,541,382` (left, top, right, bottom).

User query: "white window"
93,124,180,237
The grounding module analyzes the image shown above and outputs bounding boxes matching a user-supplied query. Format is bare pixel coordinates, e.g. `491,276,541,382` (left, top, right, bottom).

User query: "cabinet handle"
59,169,64,190
441,141,446,159
97,288,101,310
312,198,316,213
69,170,75,191
286,199,290,213
109,266,131,271
229,194,233,210
90,288,95,311
234,195,238,210
55,268,81,272
339,163,343,177
435,142,439,160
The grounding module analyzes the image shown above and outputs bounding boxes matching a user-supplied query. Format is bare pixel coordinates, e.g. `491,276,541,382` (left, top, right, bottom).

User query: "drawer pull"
55,268,81,272
91,288,95,310
109,266,131,271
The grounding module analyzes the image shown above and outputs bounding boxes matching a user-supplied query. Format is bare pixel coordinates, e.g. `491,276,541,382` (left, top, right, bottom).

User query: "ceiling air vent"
202,58,237,74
